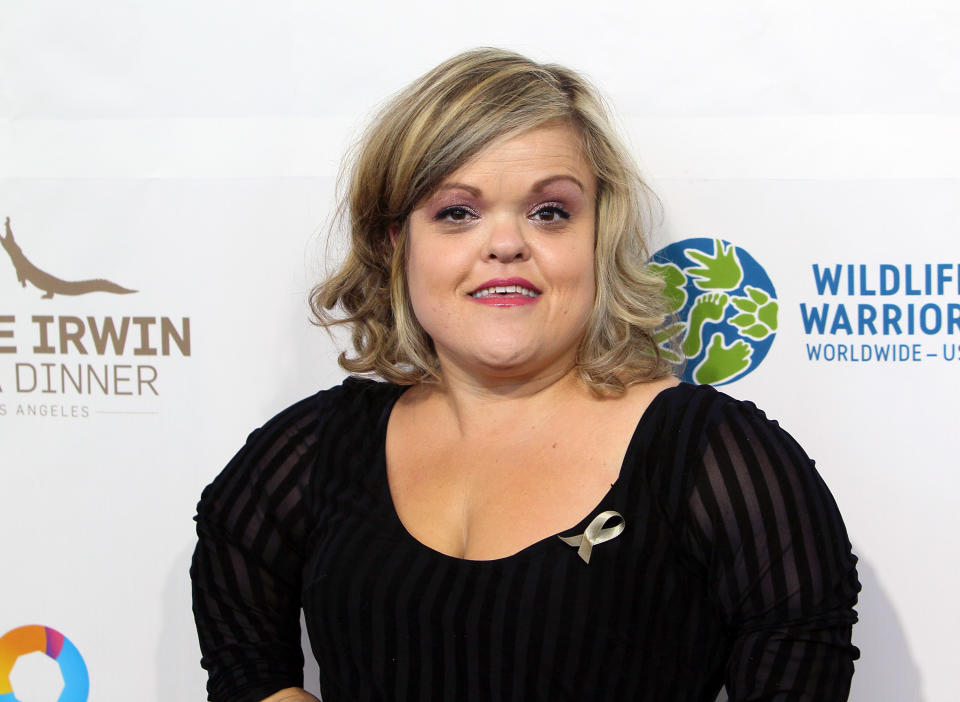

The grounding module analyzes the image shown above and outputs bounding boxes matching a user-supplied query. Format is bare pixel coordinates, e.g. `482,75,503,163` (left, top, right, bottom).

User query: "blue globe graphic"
650,238,778,386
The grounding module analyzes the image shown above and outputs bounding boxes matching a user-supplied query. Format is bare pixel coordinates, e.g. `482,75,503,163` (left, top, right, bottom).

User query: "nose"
485,216,530,262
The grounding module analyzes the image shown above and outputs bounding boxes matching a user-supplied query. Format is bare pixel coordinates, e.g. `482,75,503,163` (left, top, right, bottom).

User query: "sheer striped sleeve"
190,394,321,702
683,396,860,701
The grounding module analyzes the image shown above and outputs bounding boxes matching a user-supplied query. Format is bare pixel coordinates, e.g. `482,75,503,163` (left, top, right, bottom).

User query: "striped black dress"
191,378,860,701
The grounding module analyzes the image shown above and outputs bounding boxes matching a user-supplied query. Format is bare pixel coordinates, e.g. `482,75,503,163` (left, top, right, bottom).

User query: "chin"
443,344,538,375
476,349,571,380
476,350,535,371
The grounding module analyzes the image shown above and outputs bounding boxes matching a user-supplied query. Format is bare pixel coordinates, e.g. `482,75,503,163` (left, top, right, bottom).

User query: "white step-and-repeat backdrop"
2,1,956,700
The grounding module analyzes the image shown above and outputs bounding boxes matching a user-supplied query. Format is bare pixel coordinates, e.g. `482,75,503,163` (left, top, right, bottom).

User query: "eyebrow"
532,174,585,193
436,182,482,197
435,174,585,198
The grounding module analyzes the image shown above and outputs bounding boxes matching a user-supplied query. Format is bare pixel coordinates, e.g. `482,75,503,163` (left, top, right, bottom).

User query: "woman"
191,49,859,702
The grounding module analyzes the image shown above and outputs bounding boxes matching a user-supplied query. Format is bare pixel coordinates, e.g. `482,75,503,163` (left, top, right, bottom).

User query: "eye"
530,204,571,223
435,206,478,223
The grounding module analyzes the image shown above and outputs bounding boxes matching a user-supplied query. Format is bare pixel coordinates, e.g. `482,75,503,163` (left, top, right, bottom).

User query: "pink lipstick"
468,277,541,306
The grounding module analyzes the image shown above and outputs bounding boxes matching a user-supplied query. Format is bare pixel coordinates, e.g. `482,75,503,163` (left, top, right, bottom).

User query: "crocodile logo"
650,238,778,386
2,217,136,299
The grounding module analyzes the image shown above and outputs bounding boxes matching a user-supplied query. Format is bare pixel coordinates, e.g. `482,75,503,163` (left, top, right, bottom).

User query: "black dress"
191,378,860,701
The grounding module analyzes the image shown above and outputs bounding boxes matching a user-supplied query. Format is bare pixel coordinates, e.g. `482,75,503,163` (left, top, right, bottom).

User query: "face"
404,124,597,382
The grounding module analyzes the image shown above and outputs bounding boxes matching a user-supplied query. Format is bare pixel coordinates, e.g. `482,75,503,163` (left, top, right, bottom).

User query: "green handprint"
682,292,728,358
757,298,778,329
684,239,743,291
647,262,687,313
654,321,686,363
728,286,779,340
693,333,753,385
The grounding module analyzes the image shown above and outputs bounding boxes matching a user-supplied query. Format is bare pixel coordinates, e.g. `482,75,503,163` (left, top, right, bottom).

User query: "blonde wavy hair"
311,48,672,395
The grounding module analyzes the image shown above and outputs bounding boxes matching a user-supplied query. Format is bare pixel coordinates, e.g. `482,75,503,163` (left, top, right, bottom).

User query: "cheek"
405,260,434,318
409,241,451,281
405,243,458,330
552,242,596,298
572,267,597,322
553,245,596,327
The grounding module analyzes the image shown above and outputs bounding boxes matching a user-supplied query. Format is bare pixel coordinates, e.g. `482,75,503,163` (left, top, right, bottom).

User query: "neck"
421,357,589,440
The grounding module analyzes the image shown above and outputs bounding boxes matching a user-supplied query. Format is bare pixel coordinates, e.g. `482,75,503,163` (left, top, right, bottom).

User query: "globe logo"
0,625,88,702
650,238,778,385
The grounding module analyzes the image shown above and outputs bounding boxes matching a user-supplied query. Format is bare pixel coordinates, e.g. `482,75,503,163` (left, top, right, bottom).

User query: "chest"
386,407,641,560
299,447,725,702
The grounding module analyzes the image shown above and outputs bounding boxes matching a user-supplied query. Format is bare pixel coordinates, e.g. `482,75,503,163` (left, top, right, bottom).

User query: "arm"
191,399,320,702
684,399,860,701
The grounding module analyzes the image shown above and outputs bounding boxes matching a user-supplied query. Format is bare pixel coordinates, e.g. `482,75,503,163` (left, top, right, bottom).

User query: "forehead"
445,124,595,191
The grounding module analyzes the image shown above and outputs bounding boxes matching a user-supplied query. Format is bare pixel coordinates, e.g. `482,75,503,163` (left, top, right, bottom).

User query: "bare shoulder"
387,381,438,436
606,374,681,420
624,374,681,401
259,689,320,702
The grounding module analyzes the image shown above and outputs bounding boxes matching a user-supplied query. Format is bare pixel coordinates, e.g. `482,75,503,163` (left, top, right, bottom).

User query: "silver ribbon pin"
558,510,625,564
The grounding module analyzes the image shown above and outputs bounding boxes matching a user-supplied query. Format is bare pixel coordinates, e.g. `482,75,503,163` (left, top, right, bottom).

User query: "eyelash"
530,203,571,221
433,203,571,223
434,206,479,222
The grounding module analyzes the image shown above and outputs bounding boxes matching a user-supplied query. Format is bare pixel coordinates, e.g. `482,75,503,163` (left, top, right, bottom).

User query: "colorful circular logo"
650,238,778,385
0,626,88,702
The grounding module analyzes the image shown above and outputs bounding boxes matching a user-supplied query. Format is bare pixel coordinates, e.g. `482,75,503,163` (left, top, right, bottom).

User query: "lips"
467,277,541,307
468,277,542,298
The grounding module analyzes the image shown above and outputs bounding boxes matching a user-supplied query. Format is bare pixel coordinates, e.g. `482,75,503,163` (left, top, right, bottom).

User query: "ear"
388,223,400,247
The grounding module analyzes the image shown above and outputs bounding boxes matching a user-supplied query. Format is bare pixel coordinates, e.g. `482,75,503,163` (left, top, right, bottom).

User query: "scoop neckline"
374,381,686,566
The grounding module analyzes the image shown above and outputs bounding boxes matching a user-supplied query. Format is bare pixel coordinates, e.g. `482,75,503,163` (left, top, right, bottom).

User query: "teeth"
471,285,539,298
